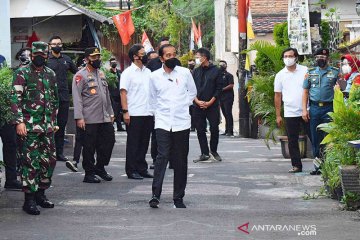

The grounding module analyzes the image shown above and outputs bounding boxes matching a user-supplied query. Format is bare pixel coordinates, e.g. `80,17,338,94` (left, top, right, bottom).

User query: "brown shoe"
288,167,302,173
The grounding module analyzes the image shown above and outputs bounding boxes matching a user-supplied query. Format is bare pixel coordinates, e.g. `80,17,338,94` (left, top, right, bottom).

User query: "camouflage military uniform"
11,42,59,193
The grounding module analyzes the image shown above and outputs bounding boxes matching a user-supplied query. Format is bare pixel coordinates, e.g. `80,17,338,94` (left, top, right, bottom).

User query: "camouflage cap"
32,41,49,54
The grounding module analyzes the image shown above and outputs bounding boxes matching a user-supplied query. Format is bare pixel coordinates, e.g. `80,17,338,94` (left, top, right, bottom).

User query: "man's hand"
302,110,310,122
276,116,283,128
16,123,27,136
76,119,86,130
123,112,130,125
54,126,60,132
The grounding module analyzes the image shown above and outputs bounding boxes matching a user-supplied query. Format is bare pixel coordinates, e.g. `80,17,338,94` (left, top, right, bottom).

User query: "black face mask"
220,66,226,71
90,59,101,69
316,59,327,68
32,55,46,67
188,64,195,70
139,55,148,65
20,56,30,65
52,46,62,54
165,58,179,70
111,63,117,68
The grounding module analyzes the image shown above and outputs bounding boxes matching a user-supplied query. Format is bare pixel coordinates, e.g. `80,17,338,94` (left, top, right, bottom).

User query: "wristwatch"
122,109,128,113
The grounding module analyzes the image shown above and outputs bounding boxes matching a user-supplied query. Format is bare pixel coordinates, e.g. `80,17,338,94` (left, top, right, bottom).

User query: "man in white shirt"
148,44,197,208
274,47,309,173
120,44,153,180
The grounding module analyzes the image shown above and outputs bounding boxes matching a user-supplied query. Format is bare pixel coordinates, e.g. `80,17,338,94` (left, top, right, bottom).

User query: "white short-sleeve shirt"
274,64,308,117
120,63,152,116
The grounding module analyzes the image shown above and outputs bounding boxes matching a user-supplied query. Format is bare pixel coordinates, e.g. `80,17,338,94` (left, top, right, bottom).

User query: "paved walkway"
0,132,359,239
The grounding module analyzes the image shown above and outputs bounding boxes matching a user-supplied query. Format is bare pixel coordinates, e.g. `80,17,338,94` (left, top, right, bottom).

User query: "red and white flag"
197,22,203,48
112,11,135,46
191,18,199,45
141,31,154,53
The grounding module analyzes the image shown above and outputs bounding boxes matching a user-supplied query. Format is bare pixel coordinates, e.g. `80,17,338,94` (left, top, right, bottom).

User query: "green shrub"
0,67,14,128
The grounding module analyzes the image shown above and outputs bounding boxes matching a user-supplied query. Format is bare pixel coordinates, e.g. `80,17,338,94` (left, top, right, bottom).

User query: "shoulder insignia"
75,74,83,84
308,67,316,71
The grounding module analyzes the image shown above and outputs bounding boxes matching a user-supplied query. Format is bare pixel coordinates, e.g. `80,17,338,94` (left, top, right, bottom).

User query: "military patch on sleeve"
75,74,82,84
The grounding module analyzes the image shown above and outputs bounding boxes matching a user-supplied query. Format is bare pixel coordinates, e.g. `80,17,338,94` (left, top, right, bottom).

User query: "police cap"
84,47,101,57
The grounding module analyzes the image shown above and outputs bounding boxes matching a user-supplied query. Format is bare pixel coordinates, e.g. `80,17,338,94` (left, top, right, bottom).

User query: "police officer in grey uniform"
302,48,339,175
72,47,115,183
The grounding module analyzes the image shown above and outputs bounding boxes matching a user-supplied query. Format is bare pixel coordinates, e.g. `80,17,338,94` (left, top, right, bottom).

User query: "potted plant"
318,81,360,206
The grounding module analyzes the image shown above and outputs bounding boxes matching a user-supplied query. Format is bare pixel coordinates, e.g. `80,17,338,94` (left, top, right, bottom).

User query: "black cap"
84,47,101,57
313,48,329,56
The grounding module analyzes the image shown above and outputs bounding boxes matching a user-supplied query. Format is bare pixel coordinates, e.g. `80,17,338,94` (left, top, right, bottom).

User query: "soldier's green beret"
32,41,49,54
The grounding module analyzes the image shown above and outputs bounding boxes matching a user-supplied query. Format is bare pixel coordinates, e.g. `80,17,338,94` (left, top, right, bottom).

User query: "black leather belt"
310,101,333,107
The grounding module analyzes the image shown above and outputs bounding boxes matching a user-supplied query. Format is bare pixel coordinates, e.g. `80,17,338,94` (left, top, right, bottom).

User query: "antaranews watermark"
238,222,317,236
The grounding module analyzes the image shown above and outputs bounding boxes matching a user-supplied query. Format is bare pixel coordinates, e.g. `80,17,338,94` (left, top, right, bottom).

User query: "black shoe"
149,164,155,170
56,154,69,162
65,161,78,172
210,151,222,161
128,173,144,180
23,193,40,215
193,154,210,163
310,170,321,175
83,174,101,183
4,180,22,190
35,189,54,208
140,171,153,178
149,196,160,208
95,169,113,181
220,132,227,136
226,133,234,137
117,128,126,132
173,199,186,208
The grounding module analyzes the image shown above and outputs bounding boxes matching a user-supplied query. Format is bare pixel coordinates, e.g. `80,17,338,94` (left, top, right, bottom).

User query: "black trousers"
55,101,69,157
152,128,190,200
151,128,157,163
125,116,153,175
82,122,115,175
220,98,234,134
284,117,310,169
111,99,123,130
189,105,196,129
73,126,85,163
0,124,17,181
193,106,220,155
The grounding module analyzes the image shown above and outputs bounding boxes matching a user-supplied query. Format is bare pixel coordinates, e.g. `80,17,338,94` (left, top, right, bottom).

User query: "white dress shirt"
149,65,197,132
120,63,152,116
274,64,308,117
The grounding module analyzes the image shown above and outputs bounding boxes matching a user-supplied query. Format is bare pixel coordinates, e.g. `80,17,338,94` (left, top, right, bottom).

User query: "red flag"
26,31,40,47
191,18,199,44
197,22,202,48
112,11,135,46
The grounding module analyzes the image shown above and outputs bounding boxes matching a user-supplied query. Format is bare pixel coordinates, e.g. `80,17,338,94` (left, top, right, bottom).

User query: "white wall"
214,0,240,133
10,15,82,66
0,0,11,65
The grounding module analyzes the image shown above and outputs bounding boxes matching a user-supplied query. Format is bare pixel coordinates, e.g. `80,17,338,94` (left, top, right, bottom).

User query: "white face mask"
195,58,202,66
342,64,352,74
283,57,296,67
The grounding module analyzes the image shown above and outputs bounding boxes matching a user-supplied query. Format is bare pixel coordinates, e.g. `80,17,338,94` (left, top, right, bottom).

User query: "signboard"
13,35,29,43
288,0,312,55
